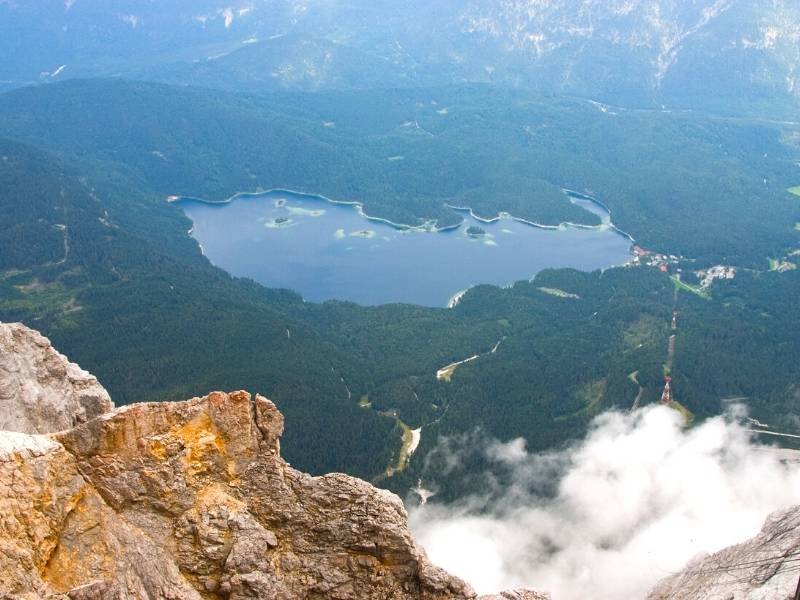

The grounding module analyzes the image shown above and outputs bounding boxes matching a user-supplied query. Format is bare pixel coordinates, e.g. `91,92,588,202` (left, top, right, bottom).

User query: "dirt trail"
630,371,644,411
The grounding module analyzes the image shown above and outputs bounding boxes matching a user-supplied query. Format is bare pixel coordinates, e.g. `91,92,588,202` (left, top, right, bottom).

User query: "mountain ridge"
3,1,799,117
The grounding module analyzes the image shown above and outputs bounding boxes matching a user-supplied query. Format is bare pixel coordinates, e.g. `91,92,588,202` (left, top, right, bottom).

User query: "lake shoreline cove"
176,187,635,306
168,186,636,243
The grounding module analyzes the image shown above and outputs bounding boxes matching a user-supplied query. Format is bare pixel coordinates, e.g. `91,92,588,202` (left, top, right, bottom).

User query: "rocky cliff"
0,322,113,434
1,389,475,599
648,506,800,599
0,323,548,600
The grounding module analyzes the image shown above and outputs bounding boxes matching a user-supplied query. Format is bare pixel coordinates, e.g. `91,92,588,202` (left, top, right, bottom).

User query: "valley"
0,80,796,267
3,3,800,598
1,77,799,491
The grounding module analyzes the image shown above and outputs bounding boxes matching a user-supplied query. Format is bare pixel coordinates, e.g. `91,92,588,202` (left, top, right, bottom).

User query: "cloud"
409,405,800,599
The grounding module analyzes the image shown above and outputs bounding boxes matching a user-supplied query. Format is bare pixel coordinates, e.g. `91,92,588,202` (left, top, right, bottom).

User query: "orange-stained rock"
0,324,548,599
0,390,474,599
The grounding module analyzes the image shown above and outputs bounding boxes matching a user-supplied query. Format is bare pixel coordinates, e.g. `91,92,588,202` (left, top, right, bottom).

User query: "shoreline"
168,186,636,244
169,188,438,232
561,188,636,243
445,190,635,243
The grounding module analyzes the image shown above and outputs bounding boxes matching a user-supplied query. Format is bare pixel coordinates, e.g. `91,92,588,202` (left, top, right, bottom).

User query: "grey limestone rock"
0,322,113,434
648,506,800,600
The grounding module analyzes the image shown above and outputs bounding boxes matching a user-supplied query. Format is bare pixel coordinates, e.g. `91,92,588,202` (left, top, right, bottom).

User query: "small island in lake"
466,225,487,237
350,229,376,239
264,216,293,229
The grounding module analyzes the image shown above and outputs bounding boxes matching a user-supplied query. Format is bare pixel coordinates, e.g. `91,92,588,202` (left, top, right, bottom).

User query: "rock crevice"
2,389,474,599
0,322,550,599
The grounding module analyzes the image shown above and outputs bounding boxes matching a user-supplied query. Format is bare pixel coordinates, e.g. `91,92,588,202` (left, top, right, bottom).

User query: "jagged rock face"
648,506,800,600
0,432,84,599
0,389,475,599
0,322,113,434
0,325,549,599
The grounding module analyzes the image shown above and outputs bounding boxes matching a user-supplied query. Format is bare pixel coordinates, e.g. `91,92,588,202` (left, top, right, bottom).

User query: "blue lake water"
179,191,633,307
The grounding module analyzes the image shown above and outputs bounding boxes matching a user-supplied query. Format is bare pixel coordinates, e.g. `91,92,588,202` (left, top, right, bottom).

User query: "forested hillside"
3,1,800,120
1,80,797,265
2,78,800,492
0,137,403,479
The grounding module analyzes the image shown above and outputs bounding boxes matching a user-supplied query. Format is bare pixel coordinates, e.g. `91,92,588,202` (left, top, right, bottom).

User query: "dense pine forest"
1,78,799,491
1,80,797,265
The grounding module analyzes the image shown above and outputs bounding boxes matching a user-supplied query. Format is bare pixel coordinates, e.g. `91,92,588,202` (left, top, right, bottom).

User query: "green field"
671,275,710,299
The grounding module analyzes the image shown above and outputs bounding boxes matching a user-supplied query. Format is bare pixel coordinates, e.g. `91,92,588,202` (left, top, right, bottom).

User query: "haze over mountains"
3,0,800,116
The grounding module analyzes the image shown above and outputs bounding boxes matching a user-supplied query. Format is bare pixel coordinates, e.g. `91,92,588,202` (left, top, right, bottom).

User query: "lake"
179,190,632,307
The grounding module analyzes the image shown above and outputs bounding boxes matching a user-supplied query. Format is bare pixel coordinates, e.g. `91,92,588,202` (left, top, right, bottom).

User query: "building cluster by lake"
696,265,737,288
629,245,680,272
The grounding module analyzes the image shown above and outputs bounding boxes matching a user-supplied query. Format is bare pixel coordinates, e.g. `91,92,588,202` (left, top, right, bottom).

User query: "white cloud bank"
410,405,800,600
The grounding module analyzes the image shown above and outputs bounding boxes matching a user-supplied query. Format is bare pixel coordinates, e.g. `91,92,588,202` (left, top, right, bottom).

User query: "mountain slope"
2,1,799,117
0,136,403,479
648,505,800,599
3,79,800,493
1,79,797,265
